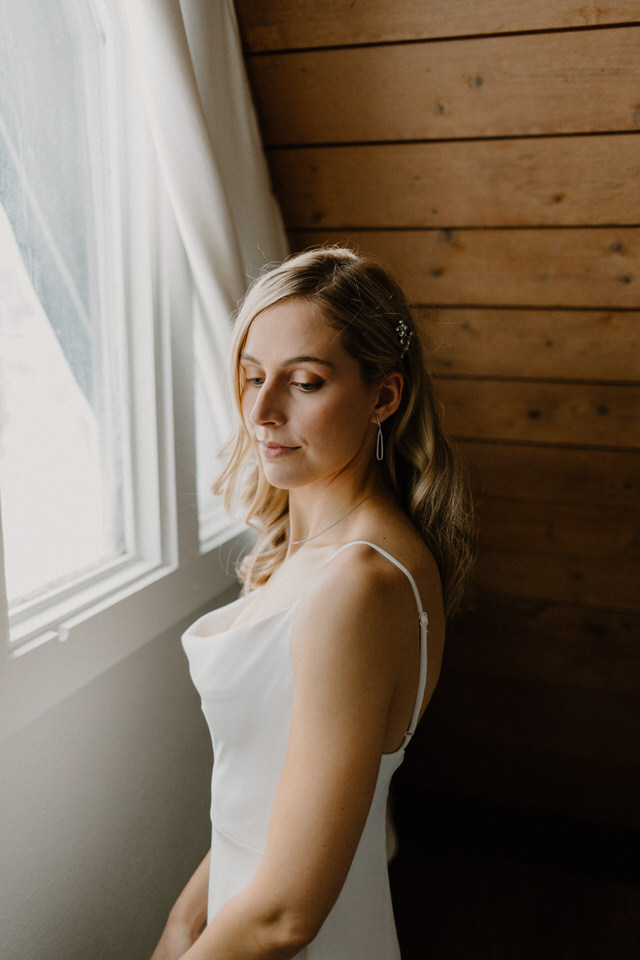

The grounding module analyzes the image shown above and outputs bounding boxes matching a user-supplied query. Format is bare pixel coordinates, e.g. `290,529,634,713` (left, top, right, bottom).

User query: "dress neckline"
186,597,300,641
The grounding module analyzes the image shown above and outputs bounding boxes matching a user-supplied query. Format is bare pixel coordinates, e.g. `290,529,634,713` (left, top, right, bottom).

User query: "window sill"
0,526,250,740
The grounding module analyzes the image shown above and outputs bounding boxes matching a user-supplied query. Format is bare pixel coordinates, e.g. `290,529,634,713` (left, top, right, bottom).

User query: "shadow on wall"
0,606,222,960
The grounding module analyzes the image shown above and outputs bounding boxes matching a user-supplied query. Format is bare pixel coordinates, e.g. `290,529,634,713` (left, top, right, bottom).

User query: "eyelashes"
244,376,324,393
293,380,324,392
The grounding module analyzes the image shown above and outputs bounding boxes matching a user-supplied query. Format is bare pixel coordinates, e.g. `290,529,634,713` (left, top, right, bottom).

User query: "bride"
151,246,474,960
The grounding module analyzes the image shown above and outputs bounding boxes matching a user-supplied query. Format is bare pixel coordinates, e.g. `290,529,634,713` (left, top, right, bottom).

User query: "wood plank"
436,380,640,448
447,594,640,694
459,443,640,508
426,671,639,766
236,0,640,51
473,546,639,609
420,308,640,380
476,499,640,562
288,229,640,308
398,729,640,829
247,29,640,143
269,136,640,228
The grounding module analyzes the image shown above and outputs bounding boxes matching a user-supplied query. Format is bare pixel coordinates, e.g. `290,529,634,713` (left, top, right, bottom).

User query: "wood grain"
473,547,639,609
436,379,640,447
459,442,640,507
268,136,640,228
238,0,640,829
446,594,640,694
236,0,640,51
472,499,640,608
420,308,640,380
289,228,640,308
476,499,640,561
248,29,640,143
400,727,640,828
432,671,639,765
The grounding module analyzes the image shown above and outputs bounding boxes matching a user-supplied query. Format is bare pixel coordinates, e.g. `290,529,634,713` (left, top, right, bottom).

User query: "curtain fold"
123,0,288,327
181,0,289,281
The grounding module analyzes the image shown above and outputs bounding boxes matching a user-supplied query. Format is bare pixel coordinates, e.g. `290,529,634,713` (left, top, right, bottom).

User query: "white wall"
0,586,237,960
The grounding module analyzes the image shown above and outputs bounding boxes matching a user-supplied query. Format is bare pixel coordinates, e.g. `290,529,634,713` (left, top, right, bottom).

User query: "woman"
151,247,474,959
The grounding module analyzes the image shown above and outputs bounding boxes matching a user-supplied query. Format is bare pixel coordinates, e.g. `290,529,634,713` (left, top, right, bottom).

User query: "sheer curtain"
124,0,288,360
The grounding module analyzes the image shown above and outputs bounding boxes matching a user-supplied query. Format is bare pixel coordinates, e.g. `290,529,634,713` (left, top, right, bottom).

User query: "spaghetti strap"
325,540,429,749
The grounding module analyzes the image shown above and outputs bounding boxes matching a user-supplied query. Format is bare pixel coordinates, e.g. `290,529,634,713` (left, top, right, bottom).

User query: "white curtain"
123,0,288,354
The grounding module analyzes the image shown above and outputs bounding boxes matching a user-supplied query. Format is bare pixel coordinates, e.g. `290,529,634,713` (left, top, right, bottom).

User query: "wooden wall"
235,1,640,829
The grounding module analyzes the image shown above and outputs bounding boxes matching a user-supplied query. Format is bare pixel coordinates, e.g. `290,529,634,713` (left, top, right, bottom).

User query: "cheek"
305,394,344,435
311,394,369,446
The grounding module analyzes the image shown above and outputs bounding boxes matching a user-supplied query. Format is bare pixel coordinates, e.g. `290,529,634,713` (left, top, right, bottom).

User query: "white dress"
182,541,429,959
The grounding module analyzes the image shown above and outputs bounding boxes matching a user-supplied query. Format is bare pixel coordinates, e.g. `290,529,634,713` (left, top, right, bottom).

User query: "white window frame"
0,0,246,740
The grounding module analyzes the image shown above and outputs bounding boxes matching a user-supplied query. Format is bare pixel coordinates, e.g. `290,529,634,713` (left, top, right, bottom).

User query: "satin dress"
182,540,429,958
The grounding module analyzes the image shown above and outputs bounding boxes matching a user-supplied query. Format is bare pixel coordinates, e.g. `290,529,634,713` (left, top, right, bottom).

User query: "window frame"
0,0,245,740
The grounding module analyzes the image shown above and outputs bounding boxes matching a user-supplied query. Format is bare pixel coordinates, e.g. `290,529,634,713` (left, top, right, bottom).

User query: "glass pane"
0,0,125,607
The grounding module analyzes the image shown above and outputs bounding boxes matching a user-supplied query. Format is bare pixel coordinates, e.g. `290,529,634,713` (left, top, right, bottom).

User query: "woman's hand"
150,850,210,959
150,917,201,960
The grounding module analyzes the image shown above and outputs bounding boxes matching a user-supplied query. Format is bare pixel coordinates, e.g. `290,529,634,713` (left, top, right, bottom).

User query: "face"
239,298,379,491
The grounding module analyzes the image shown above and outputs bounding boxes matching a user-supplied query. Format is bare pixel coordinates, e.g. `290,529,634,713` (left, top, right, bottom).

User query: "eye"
246,376,265,386
293,380,324,392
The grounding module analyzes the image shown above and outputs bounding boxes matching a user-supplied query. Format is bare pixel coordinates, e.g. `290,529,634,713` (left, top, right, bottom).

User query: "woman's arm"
150,850,210,960
179,549,412,960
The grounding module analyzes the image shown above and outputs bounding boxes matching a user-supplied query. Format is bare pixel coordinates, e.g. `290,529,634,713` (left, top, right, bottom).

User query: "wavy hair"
214,246,475,618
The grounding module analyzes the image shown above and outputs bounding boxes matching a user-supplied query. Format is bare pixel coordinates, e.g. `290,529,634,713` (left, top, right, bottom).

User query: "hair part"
214,246,475,619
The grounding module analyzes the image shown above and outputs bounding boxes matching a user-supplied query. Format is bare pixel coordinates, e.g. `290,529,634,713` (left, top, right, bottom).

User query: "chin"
263,473,306,491
260,461,316,491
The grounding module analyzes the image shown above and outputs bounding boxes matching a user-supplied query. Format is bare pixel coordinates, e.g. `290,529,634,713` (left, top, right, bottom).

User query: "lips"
259,441,300,460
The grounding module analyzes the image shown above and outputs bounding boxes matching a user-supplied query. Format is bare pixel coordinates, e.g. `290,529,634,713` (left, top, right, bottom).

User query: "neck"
287,478,379,549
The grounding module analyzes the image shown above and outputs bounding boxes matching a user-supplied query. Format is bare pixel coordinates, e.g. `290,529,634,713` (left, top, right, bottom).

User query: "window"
0,0,126,612
0,0,243,737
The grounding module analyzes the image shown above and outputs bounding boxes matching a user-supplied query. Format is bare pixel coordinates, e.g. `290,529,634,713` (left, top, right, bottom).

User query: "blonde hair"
214,246,475,618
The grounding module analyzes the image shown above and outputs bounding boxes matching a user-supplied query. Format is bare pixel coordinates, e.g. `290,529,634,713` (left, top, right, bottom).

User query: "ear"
371,372,404,424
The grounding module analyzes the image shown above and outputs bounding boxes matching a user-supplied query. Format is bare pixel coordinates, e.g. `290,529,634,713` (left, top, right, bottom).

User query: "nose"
249,380,285,428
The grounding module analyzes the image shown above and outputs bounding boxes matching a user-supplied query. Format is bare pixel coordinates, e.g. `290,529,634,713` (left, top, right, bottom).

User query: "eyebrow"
240,352,335,370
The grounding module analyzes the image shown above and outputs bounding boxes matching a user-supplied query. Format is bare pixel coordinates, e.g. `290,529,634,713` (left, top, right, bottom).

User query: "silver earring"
375,414,384,462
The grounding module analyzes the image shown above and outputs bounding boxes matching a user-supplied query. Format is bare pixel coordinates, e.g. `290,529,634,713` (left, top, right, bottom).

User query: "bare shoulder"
292,539,439,661
288,536,446,742
287,546,409,717
325,534,441,601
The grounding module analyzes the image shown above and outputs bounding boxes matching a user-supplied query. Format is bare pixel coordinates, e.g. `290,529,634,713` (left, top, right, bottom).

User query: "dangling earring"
375,414,384,462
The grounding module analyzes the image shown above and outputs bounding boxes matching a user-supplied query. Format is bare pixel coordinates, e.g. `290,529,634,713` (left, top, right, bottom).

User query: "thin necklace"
290,492,375,546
